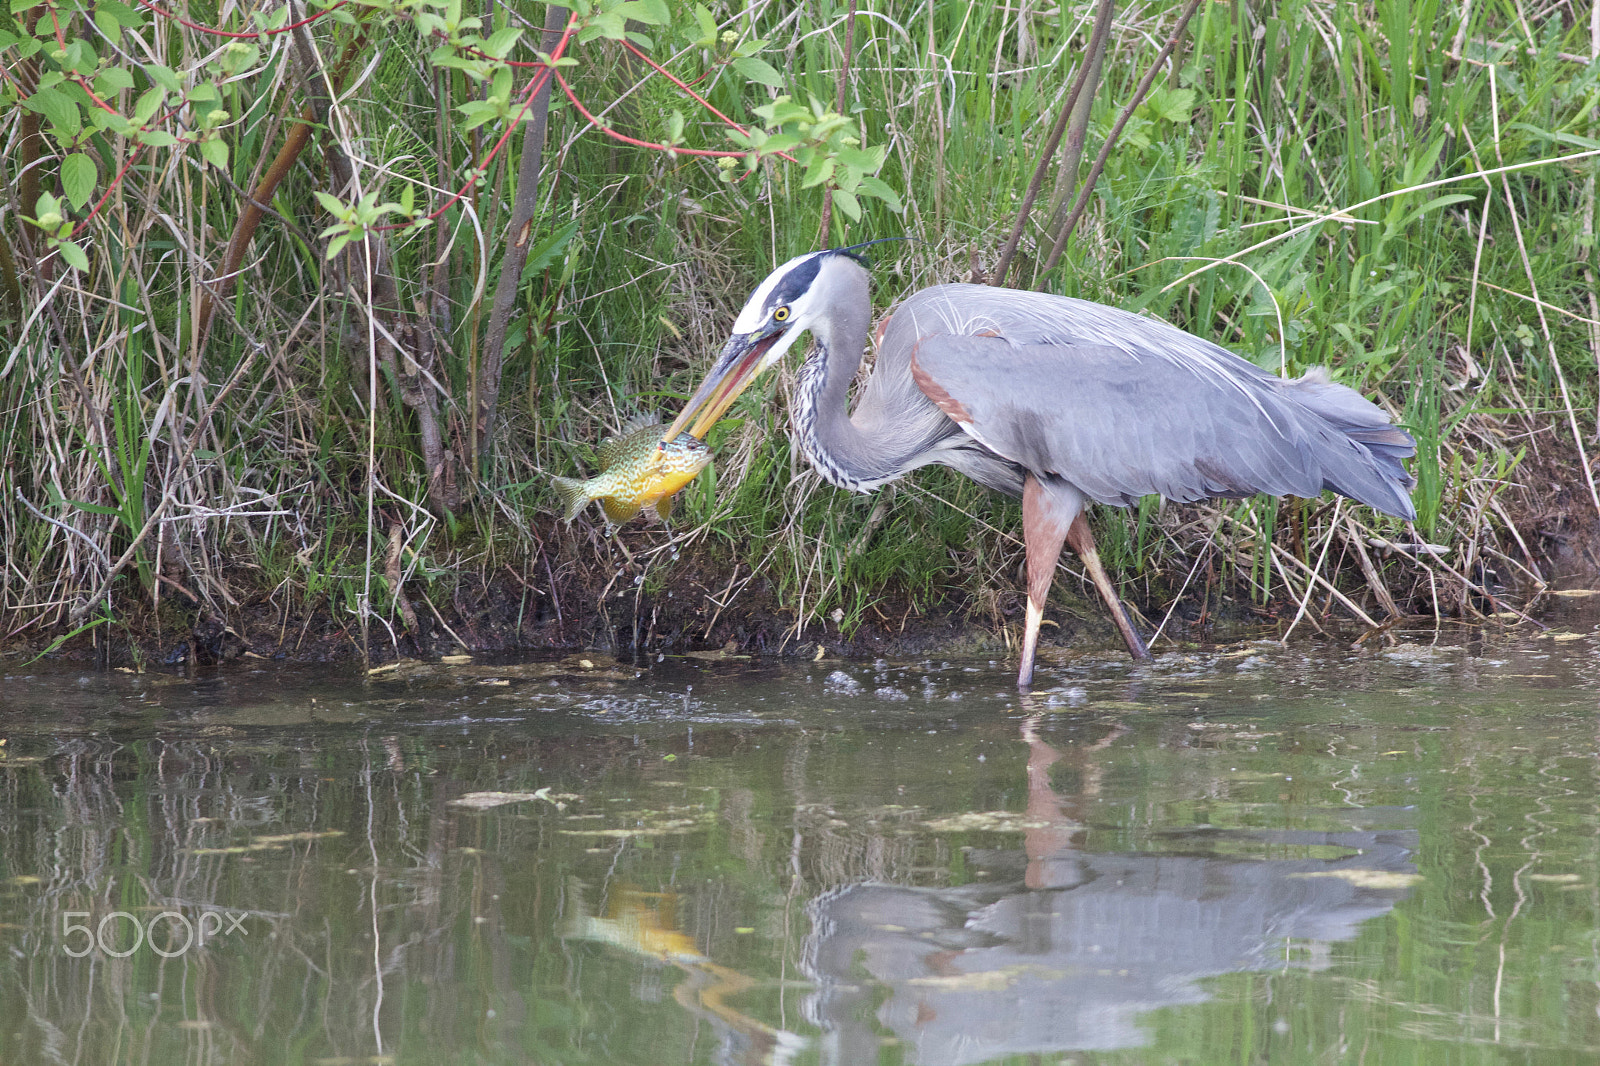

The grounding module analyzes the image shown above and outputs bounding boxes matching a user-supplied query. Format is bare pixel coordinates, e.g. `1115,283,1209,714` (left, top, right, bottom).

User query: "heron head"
663,248,868,441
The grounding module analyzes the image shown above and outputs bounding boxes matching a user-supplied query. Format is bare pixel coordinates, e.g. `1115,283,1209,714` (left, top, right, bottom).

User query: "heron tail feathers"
1287,368,1418,520
1288,367,1410,439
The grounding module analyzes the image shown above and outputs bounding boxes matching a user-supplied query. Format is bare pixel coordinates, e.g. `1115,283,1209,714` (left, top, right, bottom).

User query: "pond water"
2,615,1599,1065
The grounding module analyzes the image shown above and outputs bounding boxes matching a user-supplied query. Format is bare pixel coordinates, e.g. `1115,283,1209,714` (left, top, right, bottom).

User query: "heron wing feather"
911,332,1415,519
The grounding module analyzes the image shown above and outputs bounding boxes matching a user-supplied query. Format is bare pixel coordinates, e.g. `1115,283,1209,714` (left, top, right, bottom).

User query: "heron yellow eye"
774,306,790,322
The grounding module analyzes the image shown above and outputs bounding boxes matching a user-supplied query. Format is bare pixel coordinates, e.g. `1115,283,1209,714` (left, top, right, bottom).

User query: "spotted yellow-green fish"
552,421,712,526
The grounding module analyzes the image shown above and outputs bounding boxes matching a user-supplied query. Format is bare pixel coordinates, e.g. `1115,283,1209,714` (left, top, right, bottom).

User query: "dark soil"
9,478,1597,672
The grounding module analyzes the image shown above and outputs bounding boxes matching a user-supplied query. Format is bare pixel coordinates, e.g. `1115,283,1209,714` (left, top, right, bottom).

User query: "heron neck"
794,294,891,491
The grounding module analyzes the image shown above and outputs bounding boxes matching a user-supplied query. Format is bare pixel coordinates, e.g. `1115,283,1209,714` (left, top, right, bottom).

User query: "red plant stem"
45,2,791,241
46,8,121,113
619,37,747,135
457,36,785,162
134,0,346,39
79,144,146,227
403,23,576,229
551,69,746,157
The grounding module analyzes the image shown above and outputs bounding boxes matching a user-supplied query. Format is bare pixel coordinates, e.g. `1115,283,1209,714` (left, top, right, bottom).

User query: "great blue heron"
663,246,1416,687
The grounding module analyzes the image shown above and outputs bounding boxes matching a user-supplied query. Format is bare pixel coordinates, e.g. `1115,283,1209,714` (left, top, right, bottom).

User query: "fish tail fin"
600,498,640,526
551,477,590,522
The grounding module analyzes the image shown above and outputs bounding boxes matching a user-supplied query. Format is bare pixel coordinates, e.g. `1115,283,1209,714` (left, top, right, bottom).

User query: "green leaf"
313,191,349,217
754,96,807,125
132,87,165,123
858,175,903,212
1388,193,1476,234
94,67,136,94
142,63,181,93
61,153,96,210
491,66,513,102
91,109,132,136
64,39,99,75
732,56,785,88
56,239,90,273
94,0,145,28
578,9,626,41
832,188,860,222
136,129,178,148
25,87,80,137
199,137,228,169
691,4,717,47
456,99,502,131
482,26,522,58
758,132,801,153
800,154,834,188
1140,86,1196,123
519,219,581,282
1505,122,1600,150
66,498,125,517
616,0,669,26
834,145,882,171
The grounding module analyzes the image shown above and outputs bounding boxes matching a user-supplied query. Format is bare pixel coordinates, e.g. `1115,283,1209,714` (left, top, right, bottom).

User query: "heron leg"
1065,513,1151,660
1019,476,1073,689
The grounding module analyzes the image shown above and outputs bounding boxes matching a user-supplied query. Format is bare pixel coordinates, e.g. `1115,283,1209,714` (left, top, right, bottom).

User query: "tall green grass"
2,0,1595,656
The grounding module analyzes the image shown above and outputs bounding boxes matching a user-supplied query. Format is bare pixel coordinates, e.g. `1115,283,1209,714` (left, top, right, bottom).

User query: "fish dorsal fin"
598,416,661,468
617,410,661,435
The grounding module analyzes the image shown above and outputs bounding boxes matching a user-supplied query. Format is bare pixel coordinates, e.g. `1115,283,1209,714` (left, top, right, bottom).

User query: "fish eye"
773,306,790,322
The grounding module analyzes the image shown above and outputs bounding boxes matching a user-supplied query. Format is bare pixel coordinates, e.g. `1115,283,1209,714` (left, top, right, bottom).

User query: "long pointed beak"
662,331,782,443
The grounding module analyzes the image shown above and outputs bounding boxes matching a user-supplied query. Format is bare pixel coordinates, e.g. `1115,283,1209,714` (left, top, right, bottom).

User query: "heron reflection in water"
664,245,1415,687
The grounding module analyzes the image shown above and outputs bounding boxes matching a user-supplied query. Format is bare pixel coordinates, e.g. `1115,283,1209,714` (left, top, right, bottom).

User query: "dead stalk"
991,0,1115,289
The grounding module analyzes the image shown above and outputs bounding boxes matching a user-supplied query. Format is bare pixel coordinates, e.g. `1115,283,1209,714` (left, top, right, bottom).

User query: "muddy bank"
8,481,1597,672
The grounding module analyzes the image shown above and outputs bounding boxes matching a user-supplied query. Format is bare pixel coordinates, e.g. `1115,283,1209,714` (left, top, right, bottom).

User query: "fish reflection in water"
562,881,807,1065
797,720,1418,1065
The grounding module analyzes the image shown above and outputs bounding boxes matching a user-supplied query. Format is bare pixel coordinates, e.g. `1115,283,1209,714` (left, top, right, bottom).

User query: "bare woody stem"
991,0,1115,290
1039,0,1203,278
195,33,368,346
289,7,455,515
816,0,857,246
1040,3,1113,263
475,4,568,474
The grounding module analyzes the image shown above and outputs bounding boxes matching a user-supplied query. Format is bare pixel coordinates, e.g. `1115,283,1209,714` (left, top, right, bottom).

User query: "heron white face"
730,251,826,335
663,251,839,441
